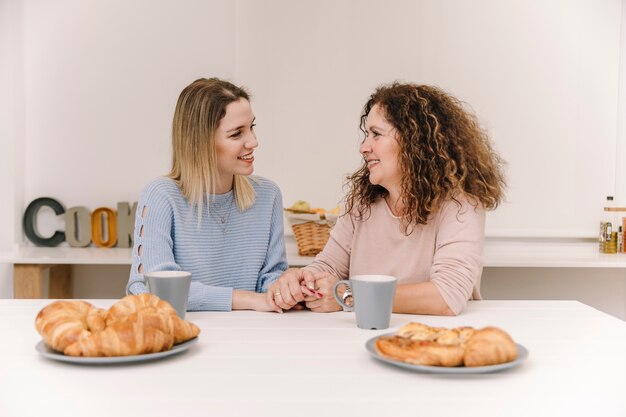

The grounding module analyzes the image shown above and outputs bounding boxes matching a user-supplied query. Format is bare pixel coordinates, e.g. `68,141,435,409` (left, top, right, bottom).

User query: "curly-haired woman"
271,82,505,316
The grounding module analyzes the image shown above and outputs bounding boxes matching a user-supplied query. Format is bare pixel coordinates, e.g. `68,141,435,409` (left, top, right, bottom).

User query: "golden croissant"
35,300,106,353
105,293,198,344
35,294,200,357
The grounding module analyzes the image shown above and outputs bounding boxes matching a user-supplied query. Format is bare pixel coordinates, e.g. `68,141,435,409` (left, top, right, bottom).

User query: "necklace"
209,194,235,235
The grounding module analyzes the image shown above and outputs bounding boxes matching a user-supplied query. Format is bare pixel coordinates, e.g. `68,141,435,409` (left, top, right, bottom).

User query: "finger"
268,293,283,314
302,290,317,302
278,281,298,307
300,285,322,300
288,277,305,303
292,303,305,310
300,285,316,297
305,299,322,310
302,269,317,289
273,290,291,310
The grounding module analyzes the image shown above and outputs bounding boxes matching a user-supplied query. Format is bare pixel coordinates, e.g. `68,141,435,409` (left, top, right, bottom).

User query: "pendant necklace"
209,194,234,235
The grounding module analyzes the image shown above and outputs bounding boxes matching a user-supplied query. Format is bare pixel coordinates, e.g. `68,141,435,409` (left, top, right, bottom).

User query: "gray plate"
35,337,198,365
366,333,528,374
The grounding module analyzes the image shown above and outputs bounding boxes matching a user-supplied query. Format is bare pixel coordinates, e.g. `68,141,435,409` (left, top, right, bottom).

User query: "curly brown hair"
345,82,506,234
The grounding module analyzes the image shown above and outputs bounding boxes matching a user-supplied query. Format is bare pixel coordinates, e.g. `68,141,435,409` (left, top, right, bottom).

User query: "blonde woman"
271,82,505,316
126,78,287,312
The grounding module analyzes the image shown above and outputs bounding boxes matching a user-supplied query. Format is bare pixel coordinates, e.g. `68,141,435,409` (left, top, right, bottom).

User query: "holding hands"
268,268,343,312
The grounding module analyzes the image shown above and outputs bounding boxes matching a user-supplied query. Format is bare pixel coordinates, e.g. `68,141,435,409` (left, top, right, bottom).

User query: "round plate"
35,337,198,365
365,333,528,374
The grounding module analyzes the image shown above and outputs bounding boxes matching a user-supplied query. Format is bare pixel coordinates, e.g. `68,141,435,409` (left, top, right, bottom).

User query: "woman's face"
360,104,402,192
214,98,258,192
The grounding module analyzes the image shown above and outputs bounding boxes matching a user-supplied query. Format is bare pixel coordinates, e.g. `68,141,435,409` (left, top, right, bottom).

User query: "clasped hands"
267,268,342,313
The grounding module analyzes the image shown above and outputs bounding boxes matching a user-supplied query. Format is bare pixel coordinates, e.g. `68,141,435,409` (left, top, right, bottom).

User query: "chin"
368,174,381,186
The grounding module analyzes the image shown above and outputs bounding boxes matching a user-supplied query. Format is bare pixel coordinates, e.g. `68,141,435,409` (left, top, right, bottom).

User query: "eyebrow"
367,124,387,133
226,117,256,133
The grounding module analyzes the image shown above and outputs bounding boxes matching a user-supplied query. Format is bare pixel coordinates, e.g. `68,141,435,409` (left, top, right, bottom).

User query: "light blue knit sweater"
126,176,288,311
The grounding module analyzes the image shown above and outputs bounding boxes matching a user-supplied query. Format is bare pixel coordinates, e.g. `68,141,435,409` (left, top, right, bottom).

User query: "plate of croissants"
34,293,201,364
367,322,528,374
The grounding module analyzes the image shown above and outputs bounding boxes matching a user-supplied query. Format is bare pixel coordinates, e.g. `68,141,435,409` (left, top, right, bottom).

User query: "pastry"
35,294,200,357
375,322,517,367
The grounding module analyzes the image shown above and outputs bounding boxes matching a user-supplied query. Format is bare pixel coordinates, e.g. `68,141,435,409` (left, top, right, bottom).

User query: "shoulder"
435,194,485,223
347,197,388,220
249,176,282,200
140,177,184,204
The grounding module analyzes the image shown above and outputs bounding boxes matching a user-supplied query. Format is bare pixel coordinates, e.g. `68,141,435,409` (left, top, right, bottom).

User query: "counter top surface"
1,299,625,417
2,237,626,267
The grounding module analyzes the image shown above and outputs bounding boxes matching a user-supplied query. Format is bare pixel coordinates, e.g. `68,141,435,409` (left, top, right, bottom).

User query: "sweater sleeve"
256,187,288,292
429,199,485,315
126,182,178,296
304,211,353,280
126,181,234,312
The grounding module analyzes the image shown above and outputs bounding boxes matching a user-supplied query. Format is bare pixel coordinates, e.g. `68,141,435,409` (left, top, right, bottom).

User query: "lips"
367,159,380,168
238,152,254,162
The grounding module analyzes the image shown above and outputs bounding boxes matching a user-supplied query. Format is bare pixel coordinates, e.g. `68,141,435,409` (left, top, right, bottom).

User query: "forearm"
393,282,455,316
232,289,266,311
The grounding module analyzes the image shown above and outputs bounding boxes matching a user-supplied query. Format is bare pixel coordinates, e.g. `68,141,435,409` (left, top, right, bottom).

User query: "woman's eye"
229,131,242,138
251,123,256,130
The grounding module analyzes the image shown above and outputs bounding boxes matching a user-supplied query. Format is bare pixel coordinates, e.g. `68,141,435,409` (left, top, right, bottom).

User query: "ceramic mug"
144,270,192,319
332,274,397,330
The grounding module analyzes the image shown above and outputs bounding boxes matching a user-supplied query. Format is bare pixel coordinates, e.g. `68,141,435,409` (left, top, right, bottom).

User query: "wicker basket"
292,221,331,256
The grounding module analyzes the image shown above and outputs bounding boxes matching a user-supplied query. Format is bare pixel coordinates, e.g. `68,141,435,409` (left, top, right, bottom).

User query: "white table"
1,300,625,417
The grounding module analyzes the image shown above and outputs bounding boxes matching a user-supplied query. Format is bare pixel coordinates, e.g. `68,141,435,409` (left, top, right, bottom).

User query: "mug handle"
332,280,354,312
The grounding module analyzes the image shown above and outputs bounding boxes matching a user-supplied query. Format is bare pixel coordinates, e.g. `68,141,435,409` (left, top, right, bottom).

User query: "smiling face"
359,104,402,193
214,98,258,193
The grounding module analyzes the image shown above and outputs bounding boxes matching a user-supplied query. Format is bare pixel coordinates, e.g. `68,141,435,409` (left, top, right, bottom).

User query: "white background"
1,0,626,303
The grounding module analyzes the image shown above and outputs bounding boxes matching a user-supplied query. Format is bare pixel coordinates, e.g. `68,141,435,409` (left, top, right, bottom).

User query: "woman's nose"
360,137,371,154
245,133,258,149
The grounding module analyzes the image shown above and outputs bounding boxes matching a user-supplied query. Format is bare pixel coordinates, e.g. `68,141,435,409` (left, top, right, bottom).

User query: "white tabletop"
1,299,625,417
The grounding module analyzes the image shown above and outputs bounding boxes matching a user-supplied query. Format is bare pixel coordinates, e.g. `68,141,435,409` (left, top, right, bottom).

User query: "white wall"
2,1,626,315
21,0,236,211
238,0,623,238
0,0,24,297
7,0,623,241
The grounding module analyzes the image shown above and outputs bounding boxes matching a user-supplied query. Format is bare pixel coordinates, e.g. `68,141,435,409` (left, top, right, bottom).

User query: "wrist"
232,289,261,311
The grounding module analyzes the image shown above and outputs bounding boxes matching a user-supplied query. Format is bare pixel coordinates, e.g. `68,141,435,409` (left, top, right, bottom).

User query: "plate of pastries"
34,293,201,364
367,322,528,374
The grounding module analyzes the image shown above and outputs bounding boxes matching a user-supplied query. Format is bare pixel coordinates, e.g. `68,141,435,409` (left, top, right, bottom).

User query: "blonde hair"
168,78,256,219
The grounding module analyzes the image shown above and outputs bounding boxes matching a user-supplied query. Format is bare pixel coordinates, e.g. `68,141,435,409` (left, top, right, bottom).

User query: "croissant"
64,307,174,357
35,294,201,357
35,301,106,353
106,294,200,344
105,293,176,322
463,327,517,367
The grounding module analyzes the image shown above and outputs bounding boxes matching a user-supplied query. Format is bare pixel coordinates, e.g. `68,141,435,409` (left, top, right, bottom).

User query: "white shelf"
1,237,625,268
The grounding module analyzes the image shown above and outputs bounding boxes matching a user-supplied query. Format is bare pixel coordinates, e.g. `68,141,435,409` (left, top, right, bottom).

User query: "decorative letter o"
91,207,118,248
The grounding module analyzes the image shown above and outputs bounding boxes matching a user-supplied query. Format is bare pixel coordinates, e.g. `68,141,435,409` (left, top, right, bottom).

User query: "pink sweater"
305,197,485,315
